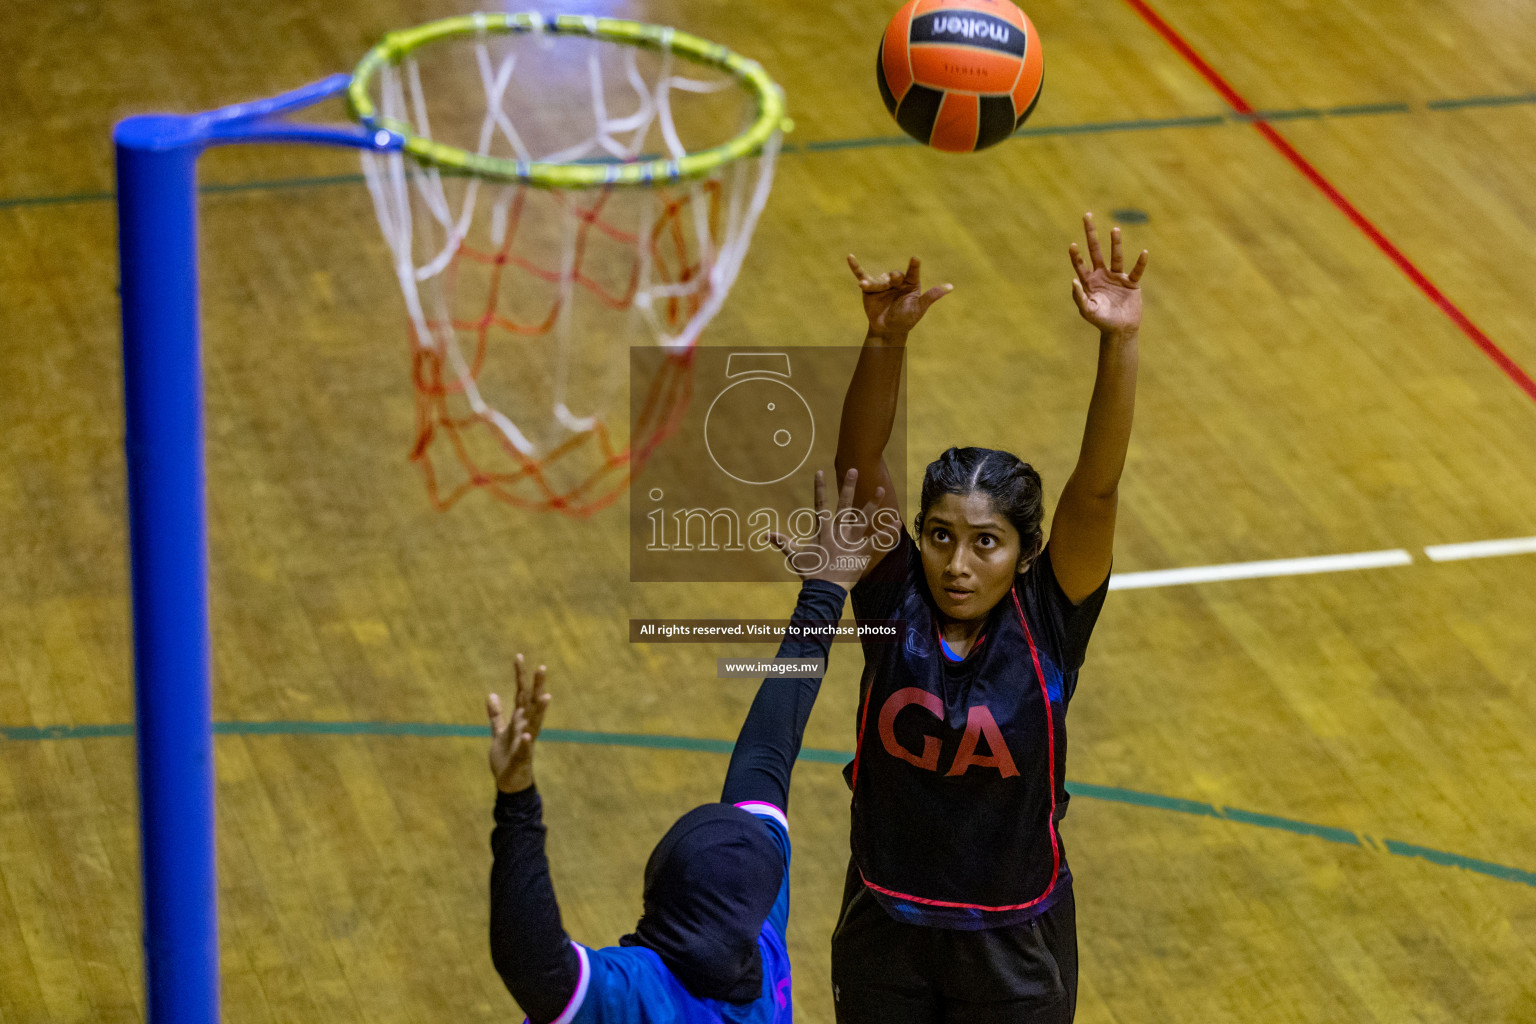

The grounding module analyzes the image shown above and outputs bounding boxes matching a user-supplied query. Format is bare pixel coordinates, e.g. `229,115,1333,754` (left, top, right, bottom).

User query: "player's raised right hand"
487,653,551,794
848,254,953,340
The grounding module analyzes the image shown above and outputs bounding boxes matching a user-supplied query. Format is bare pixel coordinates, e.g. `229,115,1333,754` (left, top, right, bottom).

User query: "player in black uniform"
829,214,1149,1023
484,469,889,1024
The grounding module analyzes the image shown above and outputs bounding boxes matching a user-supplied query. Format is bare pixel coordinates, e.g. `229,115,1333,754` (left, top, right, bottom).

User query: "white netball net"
360,18,781,515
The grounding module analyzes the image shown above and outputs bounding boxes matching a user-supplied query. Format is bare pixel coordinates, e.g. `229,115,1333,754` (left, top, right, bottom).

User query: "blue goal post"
114,15,784,1021
114,74,398,1024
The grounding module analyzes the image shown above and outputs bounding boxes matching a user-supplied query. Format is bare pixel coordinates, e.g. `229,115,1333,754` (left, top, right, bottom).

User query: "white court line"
1108,549,1414,591
1423,536,1536,562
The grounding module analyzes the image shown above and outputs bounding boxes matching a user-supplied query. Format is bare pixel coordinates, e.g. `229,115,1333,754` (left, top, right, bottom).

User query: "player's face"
918,491,1022,622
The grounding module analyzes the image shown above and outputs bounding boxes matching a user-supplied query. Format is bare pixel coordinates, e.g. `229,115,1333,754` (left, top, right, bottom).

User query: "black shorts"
830,859,1078,1024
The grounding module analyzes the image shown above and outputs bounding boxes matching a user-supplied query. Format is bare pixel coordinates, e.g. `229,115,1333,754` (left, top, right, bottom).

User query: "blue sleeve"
571,946,702,1024
573,948,636,1024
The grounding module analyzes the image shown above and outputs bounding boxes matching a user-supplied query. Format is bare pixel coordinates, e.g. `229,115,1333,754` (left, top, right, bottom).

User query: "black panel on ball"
976,95,1018,151
875,41,898,116
895,84,945,145
1015,69,1045,128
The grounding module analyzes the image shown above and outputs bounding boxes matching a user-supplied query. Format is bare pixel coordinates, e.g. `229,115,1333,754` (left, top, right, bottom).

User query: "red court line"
1120,0,1536,405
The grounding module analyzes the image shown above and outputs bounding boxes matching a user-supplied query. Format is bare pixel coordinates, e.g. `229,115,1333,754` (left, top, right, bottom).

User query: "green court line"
1236,101,1414,124
1383,839,1536,887
4,89,1534,212
1019,114,1227,137
1325,102,1412,117
217,720,481,738
198,173,369,195
793,134,919,153
0,189,116,210
4,718,1531,890
540,727,733,754
219,721,848,761
792,113,1231,151
1218,806,1359,846
1240,107,1325,122
1064,780,1223,818
1,723,134,740
1425,91,1536,111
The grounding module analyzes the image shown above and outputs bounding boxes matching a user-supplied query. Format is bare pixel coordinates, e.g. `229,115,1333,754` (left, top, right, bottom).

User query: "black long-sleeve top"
489,579,848,1023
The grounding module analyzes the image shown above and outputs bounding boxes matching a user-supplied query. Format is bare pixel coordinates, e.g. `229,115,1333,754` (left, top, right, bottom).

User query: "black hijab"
620,803,783,1004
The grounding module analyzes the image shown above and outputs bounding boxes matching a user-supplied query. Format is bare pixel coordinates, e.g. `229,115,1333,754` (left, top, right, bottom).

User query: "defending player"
485,469,888,1024
829,214,1148,1023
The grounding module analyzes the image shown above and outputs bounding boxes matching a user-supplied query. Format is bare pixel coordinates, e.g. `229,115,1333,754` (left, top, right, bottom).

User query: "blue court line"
2,89,1533,212
4,719,1532,889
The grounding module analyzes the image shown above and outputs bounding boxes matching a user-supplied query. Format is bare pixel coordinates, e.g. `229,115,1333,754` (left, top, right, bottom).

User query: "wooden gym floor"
3,0,1535,1021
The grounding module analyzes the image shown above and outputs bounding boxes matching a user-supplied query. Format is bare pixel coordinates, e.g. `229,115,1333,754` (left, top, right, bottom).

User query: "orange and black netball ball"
876,0,1044,153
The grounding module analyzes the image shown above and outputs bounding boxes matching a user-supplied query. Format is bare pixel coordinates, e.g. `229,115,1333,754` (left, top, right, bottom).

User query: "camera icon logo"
703,352,816,486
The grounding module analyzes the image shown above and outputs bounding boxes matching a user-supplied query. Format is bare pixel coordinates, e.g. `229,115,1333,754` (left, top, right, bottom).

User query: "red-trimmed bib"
847,582,1066,929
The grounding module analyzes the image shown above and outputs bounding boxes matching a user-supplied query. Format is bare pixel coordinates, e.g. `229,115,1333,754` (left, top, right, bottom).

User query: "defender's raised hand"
769,468,894,587
1068,212,1148,337
487,653,551,794
848,254,953,340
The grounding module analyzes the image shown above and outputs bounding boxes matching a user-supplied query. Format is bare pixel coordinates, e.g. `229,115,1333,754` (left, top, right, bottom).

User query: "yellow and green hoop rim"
348,12,790,188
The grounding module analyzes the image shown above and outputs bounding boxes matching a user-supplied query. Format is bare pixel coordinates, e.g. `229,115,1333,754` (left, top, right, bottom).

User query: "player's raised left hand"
1069,212,1148,337
848,254,953,340
487,653,551,794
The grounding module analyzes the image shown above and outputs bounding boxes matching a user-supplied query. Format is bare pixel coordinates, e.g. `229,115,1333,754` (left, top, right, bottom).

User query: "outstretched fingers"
848,254,884,291
857,495,883,519
837,467,859,513
850,254,903,293
860,485,890,546
512,652,549,722
903,256,921,290
513,652,529,709
1068,243,1090,287
1071,277,1091,315
920,282,954,311
1128,249,1150,284
847,253,869,285
525,664,550,736
1082,212,1105,270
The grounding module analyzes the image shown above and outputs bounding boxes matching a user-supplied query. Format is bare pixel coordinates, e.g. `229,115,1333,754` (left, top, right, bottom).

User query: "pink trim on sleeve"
547,942,590,1024
733,801,788,833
